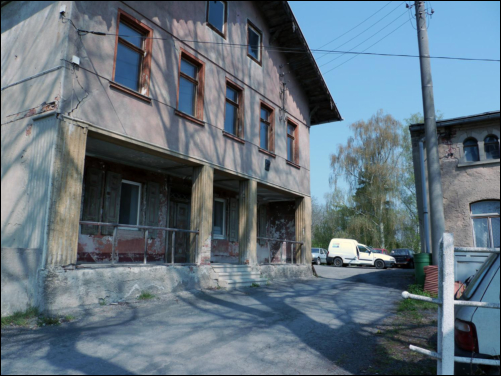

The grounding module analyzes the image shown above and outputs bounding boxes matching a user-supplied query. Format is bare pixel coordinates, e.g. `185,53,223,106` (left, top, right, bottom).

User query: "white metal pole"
440,233,456,375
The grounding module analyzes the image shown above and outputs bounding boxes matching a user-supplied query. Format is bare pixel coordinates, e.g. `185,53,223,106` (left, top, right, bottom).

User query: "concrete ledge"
257,264,313,281
39,265,218,314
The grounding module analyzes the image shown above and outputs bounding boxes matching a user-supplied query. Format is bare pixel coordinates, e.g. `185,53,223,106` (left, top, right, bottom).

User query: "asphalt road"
1,265,414,375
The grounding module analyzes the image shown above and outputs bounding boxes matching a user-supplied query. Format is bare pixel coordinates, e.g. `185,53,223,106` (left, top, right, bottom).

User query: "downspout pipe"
419,138,431,254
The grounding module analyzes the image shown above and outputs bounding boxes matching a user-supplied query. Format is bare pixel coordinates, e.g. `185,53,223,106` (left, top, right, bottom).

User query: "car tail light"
406,258,411,262
455,319,478,353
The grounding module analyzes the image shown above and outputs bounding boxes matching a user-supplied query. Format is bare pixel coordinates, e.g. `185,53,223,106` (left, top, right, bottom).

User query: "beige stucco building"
1,1,341,315
410,112,500,258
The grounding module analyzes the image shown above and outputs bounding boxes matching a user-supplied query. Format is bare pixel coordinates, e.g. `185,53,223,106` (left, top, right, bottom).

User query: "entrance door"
170,202,190,263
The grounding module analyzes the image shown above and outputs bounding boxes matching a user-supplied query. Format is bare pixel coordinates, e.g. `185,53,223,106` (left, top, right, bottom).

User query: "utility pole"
415,1,444,266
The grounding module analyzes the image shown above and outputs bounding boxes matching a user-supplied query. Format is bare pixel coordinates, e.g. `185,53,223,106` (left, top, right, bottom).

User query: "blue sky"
289,1,501,202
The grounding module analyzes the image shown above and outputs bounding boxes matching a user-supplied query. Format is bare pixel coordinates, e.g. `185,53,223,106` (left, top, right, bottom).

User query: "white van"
326,238,396,269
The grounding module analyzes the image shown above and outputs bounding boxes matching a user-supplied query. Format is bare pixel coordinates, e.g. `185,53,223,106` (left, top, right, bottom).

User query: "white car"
326,238,395,269
312,248,327,265
455,253,500,374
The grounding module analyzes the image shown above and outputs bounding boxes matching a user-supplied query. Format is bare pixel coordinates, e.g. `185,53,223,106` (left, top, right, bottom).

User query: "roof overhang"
256,1,342,126
409,111,500,134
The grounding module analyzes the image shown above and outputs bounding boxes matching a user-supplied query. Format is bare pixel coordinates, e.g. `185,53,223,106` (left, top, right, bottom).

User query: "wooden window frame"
258,101,275,157
463,137,480,162
206,1,228,39
213,198,227,239
118,180,142,230
247,20,263,66
111,9,153,100
471,201,500,248
175,49,205,125
484,135,500,160
286,118,300,169
223,78,245,142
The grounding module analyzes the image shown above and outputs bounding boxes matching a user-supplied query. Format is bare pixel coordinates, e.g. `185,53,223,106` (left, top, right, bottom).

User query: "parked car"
372,248,389,255
455,253,500,374
326,239,395,269
390,249,415,268
312,248,327,265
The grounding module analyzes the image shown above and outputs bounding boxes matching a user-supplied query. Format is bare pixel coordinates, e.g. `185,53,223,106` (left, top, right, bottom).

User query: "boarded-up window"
228,198,239,242
102,172,122,235
81,168,104,235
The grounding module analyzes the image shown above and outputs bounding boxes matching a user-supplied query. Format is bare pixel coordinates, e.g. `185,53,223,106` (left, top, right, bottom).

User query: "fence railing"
402,233,500,375
79,221,199,265
257,236,304,264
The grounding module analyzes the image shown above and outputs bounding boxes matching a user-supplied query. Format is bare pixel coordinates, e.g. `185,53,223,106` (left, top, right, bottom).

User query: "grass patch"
37,316,61,327
64,315,76,322
1,307,40,328
398,284,438,315
250,283,261,288
137,291,156,300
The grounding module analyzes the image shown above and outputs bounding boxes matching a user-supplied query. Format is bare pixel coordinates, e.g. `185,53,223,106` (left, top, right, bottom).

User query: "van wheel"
375,260,385,269
334,258,343,267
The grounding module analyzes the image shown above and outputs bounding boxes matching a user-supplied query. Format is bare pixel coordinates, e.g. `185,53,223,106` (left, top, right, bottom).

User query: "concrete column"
239,179,257,265
295,196,312,264
190,165,213,265
46,120,88,266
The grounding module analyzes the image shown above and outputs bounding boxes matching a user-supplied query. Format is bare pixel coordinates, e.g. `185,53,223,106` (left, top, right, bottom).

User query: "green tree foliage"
311,110,439,252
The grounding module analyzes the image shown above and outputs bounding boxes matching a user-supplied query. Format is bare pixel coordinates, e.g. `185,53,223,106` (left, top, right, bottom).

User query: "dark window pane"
224,102,237,134
260,121,269,150
179,77,196,116
119,22,143,48
181,59,197,79
471,201,500,215
492,217,500,248
115,43,141,91
485,136,500,160
287,124,295,136
287,137,294,161
473,218,489,247
226,86,238,103
213,201,224,236
208,1,225,33
260,108,269,121
119,183,140,225
248,27,260,60
464,145,479,162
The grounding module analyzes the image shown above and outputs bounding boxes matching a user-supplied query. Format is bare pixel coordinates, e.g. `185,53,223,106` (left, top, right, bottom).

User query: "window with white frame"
213,199,226,239
471,201,500,248
119,180,141,229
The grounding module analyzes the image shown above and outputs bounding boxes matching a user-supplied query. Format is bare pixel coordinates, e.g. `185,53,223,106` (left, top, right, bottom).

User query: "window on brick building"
484,135,500,160
463,138,480,162
471,201,500,248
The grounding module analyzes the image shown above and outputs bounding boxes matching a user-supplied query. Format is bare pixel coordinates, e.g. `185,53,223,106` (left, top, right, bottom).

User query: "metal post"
268,241,271,264
419,139,432,254
282,242,286,264
144,230,149,264
164,230,169,263
439,233,455,375
415,1,445,265
171,232,176,265
195,231,199,264
112,226,118,264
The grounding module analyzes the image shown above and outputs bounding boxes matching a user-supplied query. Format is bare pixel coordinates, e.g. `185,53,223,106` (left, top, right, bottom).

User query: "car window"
391,249,408,255
463,254,499,300
358,245,369,253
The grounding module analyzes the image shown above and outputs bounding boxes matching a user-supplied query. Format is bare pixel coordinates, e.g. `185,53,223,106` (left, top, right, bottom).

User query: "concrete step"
211,266,253,273
223,278,268,288
216,271,261,278
216,275,263,283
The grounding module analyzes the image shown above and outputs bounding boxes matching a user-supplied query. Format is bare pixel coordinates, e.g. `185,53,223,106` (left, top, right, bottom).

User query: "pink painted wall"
64,1,312,197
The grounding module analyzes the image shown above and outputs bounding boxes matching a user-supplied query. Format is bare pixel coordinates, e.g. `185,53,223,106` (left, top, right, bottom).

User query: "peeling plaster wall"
411,119,500,249
63,1,312,197
78,157,170,263
257,201,296,263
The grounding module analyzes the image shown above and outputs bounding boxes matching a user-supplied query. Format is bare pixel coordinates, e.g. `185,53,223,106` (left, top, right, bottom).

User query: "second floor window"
113,10,153,95
177,51,205,120
224,81,243,138
484,135,500,160
287,121,297,163
463,138,479,162
259,103,274,152
206,1,227,38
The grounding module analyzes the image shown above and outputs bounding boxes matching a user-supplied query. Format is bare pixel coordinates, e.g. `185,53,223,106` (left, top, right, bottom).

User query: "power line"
61,15,500,63
322,19,411,75
315,1,394,59
319,9,409,68
316,1,405,61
